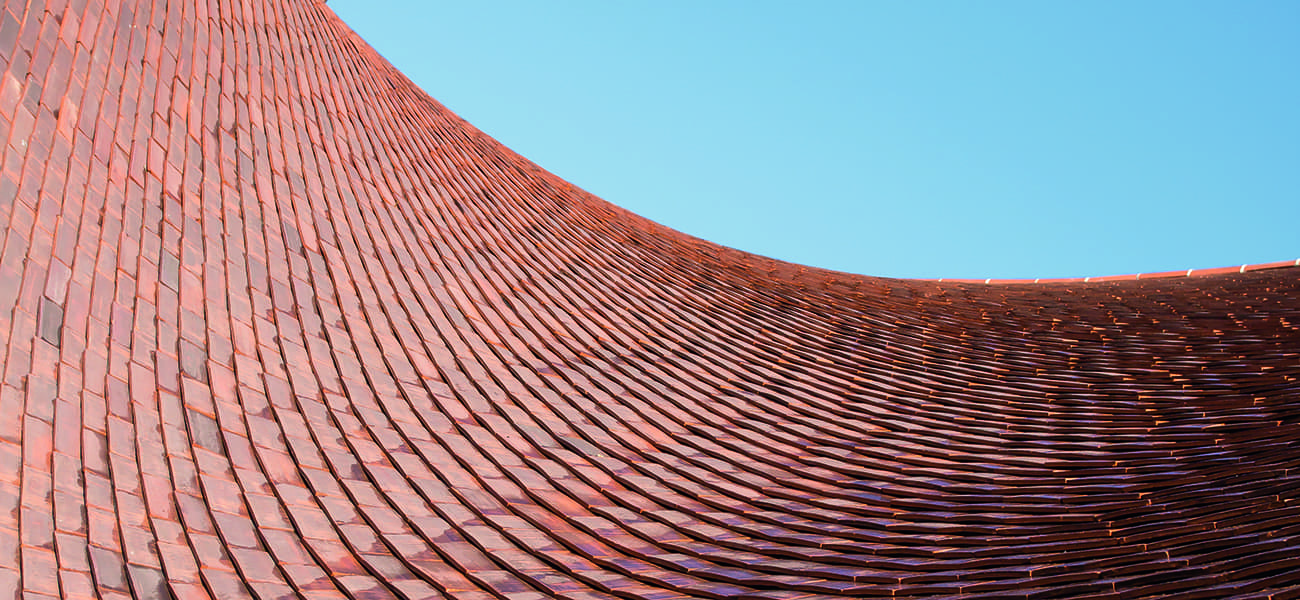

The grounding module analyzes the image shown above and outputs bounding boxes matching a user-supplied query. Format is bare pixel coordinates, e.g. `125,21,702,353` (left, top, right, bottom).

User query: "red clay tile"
0,0,1296,598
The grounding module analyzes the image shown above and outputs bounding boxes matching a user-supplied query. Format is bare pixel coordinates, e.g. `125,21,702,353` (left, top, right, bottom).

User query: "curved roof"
0,1,1297,598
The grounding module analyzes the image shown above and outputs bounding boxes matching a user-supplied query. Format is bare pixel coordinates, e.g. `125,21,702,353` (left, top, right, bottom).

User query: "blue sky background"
329,2,1298,280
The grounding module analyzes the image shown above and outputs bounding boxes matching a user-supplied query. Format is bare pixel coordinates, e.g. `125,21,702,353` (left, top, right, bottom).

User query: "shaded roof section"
0,0,1298,599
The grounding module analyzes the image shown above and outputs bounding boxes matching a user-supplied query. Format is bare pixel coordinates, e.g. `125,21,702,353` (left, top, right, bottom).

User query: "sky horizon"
329,2,1299,280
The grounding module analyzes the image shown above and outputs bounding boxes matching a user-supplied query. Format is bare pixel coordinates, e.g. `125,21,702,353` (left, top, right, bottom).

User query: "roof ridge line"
933,257,1300,284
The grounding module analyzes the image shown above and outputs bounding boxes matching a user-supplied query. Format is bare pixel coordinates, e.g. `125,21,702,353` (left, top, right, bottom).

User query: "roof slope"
0,1,1297,598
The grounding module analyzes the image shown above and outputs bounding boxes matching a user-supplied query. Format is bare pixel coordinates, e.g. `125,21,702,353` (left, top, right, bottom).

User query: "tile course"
1,0,1298,598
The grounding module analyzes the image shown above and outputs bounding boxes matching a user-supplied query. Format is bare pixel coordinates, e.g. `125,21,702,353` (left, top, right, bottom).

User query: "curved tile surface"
0,1,1297,598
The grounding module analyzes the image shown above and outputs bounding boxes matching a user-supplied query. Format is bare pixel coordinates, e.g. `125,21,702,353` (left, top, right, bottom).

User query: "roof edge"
933,258,1300,285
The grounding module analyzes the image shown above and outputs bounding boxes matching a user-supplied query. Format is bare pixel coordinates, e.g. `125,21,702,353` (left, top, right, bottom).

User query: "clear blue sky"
329,1,1298,280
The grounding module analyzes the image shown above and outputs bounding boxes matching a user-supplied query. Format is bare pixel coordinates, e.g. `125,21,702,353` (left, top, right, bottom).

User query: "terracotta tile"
0,0,1297,598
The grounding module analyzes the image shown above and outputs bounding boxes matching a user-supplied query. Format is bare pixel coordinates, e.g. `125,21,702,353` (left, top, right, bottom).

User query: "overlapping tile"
1,0,1298,598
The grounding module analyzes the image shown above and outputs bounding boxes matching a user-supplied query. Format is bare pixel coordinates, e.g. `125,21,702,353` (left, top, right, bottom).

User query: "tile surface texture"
0,0,1298,598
